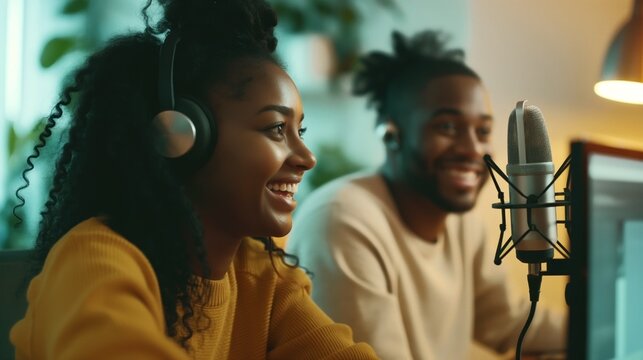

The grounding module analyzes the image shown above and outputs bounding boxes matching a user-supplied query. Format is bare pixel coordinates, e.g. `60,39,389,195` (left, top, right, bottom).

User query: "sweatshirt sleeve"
287,202,412,360
10,226,190,360
267,270,378,360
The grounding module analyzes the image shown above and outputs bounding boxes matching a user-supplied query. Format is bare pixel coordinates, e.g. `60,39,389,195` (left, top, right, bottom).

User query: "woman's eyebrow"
257,104,305,122
257,104,293,117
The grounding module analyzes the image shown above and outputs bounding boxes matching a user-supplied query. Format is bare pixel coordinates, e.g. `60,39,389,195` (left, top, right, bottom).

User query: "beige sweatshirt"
287,172,567,360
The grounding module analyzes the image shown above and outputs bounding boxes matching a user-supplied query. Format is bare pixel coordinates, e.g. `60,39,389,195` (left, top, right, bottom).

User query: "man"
286,30,566,359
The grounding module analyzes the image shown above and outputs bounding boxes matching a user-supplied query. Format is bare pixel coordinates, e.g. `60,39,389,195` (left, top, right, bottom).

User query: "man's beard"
405,151,485,213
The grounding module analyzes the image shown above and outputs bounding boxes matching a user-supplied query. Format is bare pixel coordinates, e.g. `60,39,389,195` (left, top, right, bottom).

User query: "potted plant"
269,0,400,89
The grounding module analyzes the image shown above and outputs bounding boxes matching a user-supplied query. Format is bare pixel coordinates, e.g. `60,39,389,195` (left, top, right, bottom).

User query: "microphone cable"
516,273,543,360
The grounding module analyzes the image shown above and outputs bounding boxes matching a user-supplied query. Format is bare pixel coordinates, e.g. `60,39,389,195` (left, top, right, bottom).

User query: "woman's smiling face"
188,59,316,239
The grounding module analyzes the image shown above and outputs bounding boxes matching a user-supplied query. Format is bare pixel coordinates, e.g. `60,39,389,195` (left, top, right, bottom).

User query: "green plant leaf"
62,0,89,14
307,144,364,190
312,0,335,17
374,0,403,16
40,36,78,68
8,124,18,157
338,5,358,25
374,0,398,10
6,118,47,158
25,118,48,145
273,4,306,32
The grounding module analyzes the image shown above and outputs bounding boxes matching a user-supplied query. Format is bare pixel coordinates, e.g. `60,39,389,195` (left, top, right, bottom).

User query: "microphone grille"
507,105,552,164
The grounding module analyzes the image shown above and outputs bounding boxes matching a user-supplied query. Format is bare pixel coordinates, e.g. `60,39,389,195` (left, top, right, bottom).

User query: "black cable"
516,300,538,360
516,273,543,360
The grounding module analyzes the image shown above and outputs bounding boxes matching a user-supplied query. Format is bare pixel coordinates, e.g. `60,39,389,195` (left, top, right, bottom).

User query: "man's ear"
375,119,400,151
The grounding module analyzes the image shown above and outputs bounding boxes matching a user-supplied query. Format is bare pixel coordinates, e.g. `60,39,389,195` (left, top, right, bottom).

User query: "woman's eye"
267,123,285,137
298,127,307,139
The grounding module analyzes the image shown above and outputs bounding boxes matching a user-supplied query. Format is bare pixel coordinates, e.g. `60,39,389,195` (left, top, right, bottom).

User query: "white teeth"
267,182,299,194
448,169,478,183
457,171,476,180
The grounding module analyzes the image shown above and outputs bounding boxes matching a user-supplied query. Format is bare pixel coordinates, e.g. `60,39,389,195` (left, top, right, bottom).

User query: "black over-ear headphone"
152,31,217,174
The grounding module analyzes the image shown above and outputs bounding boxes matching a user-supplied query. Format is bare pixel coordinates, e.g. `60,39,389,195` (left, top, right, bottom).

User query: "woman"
10,0,377,358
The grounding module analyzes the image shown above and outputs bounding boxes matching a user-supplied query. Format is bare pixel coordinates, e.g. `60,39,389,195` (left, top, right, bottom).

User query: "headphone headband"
158,31,181,111
152,31,217,173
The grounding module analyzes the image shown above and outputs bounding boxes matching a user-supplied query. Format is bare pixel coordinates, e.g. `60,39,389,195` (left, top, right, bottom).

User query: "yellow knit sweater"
10,218,377,359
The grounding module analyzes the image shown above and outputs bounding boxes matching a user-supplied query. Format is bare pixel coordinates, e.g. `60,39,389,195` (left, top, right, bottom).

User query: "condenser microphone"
506,100,556,264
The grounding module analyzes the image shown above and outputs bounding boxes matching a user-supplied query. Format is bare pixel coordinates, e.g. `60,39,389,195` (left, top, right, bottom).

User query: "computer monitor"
568,140,643,360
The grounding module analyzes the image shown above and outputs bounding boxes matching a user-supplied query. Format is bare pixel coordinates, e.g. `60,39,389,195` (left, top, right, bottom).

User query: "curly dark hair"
13,0,303,350
352,29,480,124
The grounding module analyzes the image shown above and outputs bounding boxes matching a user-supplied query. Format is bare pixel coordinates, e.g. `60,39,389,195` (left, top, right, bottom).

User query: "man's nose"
456,128,486,158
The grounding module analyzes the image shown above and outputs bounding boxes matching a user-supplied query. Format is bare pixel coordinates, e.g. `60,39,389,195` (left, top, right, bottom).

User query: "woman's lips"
266,182,299,211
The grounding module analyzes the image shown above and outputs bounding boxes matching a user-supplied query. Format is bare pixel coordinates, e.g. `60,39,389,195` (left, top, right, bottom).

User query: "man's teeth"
448,169,478,181
267,183,299,194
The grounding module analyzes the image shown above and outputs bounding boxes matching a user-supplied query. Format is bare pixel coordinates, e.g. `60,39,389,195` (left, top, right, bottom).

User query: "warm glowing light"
594,80,643,105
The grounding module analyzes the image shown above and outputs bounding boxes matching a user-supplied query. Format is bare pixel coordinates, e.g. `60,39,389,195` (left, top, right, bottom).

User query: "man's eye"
434,121,457,134
477,126,492,137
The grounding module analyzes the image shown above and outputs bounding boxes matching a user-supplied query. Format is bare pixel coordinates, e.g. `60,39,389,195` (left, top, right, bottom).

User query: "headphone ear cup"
171,97,216,173
153,96,216,174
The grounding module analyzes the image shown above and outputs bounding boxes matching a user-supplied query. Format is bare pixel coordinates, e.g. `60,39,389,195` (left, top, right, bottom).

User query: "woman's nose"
289,140,317,171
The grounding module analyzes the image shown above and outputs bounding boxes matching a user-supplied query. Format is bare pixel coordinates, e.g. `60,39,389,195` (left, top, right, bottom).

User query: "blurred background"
1,0,642,358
